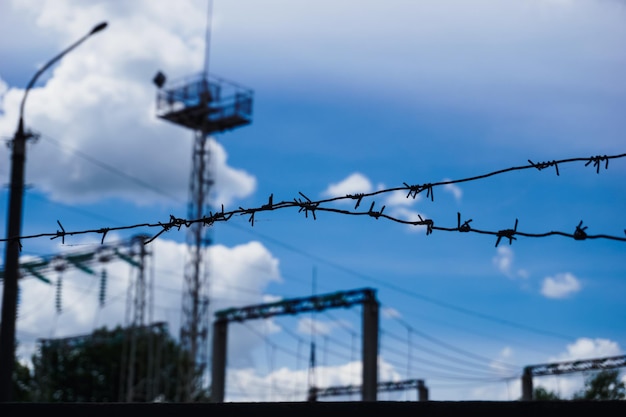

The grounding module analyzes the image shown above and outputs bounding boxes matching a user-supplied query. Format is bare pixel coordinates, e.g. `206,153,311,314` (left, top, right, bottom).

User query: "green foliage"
12,359,34,402
574,370,626,401
533,386,561,401
19,324,208,402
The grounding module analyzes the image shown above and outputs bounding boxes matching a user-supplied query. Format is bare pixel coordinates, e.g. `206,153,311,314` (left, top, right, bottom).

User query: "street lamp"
0,21,108,402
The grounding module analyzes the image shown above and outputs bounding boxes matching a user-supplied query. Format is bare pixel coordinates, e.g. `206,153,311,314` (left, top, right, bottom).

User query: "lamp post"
0,21,107,402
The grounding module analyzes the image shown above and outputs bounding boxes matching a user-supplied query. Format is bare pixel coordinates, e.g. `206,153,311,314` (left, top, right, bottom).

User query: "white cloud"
493,246,513,275
322,173,373,199
208,138,257,208
0,0,256,207
492,246,528,279
551,338,622,362
226,357,401,402
384,190,420,207
442,179,462,202
540,272,581,299
388,207,429,234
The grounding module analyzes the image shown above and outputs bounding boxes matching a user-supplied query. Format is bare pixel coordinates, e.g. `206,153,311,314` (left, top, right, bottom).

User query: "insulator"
99,269,107,307
96,246,114,263
52,256,67,273
16,287,21,319
55,275,63,314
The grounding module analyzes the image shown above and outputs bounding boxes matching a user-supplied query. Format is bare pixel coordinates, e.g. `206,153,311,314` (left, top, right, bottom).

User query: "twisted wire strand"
2,153,624,247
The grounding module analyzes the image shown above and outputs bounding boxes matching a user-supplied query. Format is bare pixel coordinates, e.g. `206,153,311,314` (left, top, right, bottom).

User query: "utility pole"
0,22,107,402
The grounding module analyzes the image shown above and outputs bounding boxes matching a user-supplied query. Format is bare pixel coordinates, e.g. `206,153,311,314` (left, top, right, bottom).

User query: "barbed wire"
2,153,625,248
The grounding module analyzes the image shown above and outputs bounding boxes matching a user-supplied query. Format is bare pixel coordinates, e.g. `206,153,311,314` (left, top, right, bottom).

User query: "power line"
40,134,181,202
380,329,518,378
386,310,520,371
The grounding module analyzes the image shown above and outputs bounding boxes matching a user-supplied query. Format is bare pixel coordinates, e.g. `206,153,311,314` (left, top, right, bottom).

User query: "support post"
362,296,379,401
521,367,533,401
417,380,428,401
0,123,26,402
210,318,228,403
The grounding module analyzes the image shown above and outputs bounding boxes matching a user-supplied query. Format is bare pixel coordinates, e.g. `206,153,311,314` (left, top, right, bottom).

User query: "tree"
24,323,208,402
533,386,561,401
574,370,626,401
12,359,33,402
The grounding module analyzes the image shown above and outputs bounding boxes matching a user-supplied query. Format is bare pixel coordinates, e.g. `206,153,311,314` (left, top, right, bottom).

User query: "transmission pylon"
119,234,155,402
153,0,253,402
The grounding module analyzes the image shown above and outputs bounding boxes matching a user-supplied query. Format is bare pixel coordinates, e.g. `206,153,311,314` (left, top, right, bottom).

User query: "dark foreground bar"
1,401,625,417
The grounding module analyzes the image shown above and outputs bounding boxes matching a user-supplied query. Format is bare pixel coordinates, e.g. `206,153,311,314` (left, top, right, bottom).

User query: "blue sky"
1,0,625,401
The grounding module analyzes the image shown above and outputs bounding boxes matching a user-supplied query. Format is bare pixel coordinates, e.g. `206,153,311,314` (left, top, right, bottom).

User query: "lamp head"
90,22,108,35
153,71,167,89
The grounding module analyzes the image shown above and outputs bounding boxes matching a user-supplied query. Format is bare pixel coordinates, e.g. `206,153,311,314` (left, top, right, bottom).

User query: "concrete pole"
210,319,228,402
362,297,379,401
0,22,107,402
521,367,533,401
0,122,26,402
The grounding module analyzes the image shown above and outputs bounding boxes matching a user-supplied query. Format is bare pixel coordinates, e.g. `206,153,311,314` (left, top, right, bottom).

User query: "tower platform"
156,73,253,134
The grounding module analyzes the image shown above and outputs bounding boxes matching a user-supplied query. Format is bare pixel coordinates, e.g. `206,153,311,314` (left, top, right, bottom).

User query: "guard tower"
155,73,252,133
154,72,253,401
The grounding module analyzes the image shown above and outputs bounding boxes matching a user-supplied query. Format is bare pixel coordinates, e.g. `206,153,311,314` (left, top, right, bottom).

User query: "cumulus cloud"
383,190,420,206
0,0,256,207
442,180,462,202
388,207,429,234
227,358,402,402
322,172,374,198
552,338,622,362
322,173,429,233
540,272,581,299
492,246,528,279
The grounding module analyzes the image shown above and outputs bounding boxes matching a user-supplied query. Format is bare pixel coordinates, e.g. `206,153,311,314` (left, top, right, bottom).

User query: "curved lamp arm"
18,21,108,127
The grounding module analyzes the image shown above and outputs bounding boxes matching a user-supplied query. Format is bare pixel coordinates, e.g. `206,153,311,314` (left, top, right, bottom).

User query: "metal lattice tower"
153,4,253,401
119,235,154,402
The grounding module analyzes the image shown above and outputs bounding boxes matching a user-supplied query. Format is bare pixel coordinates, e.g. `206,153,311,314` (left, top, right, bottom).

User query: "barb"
457,212,472,233
348,193,365,209
262,194,274,210
585,155,609,174
403,183,433,201
418,214,434,235
495,219,518,247
51,220,66,244
2,152,625,246
367,201,385,219
99,228,110,244
295,192,319,220
528,159,559,176
574,221,588,241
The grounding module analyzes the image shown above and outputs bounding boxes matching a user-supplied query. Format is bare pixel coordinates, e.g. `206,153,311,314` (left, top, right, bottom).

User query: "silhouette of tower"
153,1,253,402
119,235,155,402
